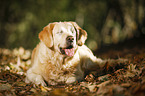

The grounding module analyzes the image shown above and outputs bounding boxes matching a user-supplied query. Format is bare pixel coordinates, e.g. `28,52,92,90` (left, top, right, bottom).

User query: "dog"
25,21,126,86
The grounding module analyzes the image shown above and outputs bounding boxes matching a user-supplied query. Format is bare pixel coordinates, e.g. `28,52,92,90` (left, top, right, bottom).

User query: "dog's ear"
39,23,55,48
71,22,87,46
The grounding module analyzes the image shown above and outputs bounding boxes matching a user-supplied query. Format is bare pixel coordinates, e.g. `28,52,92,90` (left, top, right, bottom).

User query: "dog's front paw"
26,74,47,87
66,77,76,84
35,75,47,86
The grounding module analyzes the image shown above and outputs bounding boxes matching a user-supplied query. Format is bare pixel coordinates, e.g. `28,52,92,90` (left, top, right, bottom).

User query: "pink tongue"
64,48,74,56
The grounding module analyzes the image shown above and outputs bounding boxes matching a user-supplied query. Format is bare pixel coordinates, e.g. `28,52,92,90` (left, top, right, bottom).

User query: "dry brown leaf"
30,88,37,93
120,83,131,88
80,82,96,92
97,85,112,96
97,84,124,96
40,85,52,92
124,71,135,77
127,64,143,76
0,83,12,91
97,80,111,87
98,74,110,81
128,64,136,72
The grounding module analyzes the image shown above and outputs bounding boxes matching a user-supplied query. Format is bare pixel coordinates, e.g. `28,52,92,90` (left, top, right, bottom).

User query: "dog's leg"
25,68,47,86
84,57,128,75
66,76,77,84
100,58,128,73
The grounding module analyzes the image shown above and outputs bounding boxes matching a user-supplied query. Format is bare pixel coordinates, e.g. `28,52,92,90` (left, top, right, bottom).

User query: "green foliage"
0,0,145,50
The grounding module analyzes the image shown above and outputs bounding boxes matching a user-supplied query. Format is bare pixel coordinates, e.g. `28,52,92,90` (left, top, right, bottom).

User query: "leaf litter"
0,45,145,96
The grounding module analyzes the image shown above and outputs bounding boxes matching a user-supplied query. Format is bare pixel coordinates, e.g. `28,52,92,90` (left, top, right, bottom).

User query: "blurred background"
0,0,145,51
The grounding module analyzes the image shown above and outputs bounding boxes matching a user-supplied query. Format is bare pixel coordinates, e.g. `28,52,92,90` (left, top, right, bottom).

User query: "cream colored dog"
25,22,126,86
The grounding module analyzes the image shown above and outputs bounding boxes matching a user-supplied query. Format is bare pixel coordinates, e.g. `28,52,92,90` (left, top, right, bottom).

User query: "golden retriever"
25,21,126,86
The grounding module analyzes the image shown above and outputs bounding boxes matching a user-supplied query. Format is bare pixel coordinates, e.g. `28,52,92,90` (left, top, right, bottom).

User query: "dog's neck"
40,41,78,68
40,42,71,65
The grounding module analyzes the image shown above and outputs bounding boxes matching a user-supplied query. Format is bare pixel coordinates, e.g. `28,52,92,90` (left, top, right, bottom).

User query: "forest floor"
0,36,145,96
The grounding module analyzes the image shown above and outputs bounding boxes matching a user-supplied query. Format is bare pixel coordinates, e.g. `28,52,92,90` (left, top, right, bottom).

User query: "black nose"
66,36,74,42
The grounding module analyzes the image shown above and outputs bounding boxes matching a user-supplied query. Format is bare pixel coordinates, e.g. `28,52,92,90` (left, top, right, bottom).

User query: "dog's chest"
62,55,80,70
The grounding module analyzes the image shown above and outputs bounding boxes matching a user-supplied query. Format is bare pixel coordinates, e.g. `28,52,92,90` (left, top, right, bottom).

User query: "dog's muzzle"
60,36,75,57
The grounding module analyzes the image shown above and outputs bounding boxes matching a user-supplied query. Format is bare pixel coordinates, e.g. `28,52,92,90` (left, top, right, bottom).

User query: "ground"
0,36,145,96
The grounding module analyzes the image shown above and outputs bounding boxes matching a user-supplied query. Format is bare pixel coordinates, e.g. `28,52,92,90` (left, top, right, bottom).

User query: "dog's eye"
56,31,63,34
72,29,76,34
60,31,63,34
71,28,75,33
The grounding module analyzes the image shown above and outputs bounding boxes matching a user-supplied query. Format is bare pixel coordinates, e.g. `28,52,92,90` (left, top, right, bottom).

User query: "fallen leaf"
80,82,97,92
97,84,124,96
19,90,26,94
87,84,97,92
128,64,136,72
21,50,31,60
18,47,25,56
124,71,135,77
141,76,145,84
97,80,111,87
40,85,52,92
43,86,52,91
127,64,143,76
98,74,110,81
0,83,12,91
120,83,131,88
40,85,48,92
50,88,73,96
30,88,37,93
97,84,112,96
17,56,21,66
85,74,95,82
14,81,27,87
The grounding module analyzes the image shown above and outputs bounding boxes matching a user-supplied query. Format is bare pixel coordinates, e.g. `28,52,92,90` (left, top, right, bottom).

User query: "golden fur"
25,22,126,86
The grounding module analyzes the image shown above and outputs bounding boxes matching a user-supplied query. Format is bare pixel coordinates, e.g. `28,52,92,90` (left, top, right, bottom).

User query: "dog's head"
39,22,87,57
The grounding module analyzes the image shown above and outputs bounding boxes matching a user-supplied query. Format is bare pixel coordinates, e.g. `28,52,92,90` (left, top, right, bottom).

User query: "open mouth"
60,45,75,57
